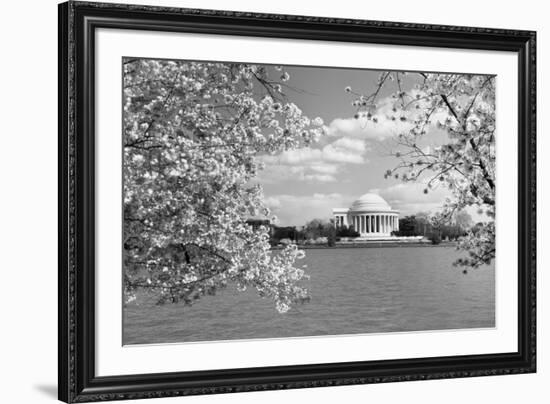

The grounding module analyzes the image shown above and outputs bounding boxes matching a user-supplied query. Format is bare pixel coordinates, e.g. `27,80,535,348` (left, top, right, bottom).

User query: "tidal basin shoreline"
272,240,457,250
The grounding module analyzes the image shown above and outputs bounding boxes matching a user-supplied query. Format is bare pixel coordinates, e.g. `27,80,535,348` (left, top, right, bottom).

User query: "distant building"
332,193,399,238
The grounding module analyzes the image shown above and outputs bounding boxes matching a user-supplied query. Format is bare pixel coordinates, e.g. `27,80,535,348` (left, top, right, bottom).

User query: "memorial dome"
350,193,391,211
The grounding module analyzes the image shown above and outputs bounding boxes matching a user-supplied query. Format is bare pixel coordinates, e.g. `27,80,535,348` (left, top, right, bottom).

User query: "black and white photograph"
122,59,496,345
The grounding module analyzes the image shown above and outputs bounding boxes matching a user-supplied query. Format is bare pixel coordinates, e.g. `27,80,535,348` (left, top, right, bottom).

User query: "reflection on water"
123,246,495,345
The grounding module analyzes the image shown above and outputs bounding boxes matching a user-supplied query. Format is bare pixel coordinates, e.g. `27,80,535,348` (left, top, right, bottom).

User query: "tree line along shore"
249,211,475,248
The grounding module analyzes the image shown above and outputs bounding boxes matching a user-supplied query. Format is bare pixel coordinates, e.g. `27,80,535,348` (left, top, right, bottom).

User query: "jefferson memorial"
332,193,399,238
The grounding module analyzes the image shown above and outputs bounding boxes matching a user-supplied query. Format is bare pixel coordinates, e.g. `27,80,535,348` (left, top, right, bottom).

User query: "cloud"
327,95,414,140
327,92,449,141
263,136,367,165
329,136,367,152
268,148,322,165
309,163,339,174
322,137,367,164
263,196,281,208
256,162,338,183
328,117,408,141
303,174,337,182
257,136,369,183
368,182,451,216
264,193,350,226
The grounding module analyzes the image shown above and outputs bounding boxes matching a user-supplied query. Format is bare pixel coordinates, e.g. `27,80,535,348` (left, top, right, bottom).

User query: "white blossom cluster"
347,72,495,268
123,60,324,311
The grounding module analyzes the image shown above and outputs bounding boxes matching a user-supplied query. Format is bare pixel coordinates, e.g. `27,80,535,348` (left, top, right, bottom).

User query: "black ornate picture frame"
58,1,536,402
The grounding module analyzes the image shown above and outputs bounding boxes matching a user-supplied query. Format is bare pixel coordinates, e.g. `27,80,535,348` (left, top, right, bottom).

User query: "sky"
251,64,460,227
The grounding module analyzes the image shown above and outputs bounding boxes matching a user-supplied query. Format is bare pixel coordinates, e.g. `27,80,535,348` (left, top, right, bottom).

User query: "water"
123,246,495,345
